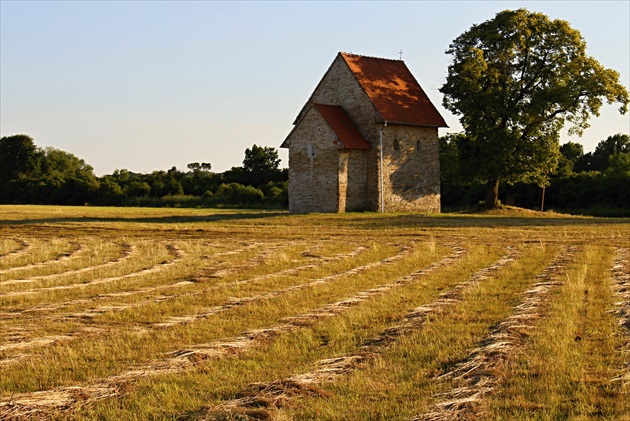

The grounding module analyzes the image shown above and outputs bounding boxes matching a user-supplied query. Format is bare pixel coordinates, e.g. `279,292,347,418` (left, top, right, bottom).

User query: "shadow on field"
318,213,630,229
2,208,629,230
0,211,289,226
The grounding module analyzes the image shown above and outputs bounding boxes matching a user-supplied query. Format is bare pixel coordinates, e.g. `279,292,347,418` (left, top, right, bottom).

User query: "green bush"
214,183,265,205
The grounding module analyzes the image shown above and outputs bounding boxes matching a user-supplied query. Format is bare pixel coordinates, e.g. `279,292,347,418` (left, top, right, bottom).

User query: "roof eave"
344,146,372,150
338,140,371,150
377,120,449,128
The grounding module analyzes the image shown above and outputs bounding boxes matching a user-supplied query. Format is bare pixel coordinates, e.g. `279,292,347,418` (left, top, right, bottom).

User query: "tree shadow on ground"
0,211,289,226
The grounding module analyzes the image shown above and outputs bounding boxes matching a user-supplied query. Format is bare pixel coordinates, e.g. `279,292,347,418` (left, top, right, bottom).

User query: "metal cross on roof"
399,50,403,60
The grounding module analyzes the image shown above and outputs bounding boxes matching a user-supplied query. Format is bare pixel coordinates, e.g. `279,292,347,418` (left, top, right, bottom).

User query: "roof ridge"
313,103,342,107
340,51,403,62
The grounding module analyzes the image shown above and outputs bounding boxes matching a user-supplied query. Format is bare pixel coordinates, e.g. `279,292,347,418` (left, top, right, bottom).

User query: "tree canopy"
0,135,288,208
440,8,629,208
241,144,283,186
574,133,630,173
0,134,40,183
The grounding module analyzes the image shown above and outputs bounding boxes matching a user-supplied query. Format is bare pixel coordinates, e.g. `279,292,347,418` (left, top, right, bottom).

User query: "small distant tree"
187,162,212,173
556,141,585,176
242,145,282,186
183,162,216,196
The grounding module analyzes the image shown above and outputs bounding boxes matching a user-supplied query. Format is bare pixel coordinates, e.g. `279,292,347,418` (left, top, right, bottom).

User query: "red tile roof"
315,104,371,149
341,53,448,127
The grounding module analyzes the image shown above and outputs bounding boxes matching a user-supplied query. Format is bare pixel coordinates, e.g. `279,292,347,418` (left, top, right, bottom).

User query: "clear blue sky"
1,1,628,175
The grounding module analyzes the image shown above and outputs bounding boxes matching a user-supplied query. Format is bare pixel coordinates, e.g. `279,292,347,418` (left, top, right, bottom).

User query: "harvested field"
0,205,628,420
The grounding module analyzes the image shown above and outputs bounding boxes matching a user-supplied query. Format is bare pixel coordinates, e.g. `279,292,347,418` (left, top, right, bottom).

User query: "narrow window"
393,139,400,151
307,144,315,158
416,139,421,152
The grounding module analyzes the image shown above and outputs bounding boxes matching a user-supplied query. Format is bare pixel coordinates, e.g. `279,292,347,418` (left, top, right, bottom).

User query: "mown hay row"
611,247,630,388
135,243,364,307
168,244,468,365
0,241,262,318
74,243,366,319
0,242,136,287
0,242,439,419
0,244,184,298
3,240,310,322
0,238,30,260
0,328,104,368
413,246,578,421
153,243,414,329
0,242,84,276
199,246,523,420
56,242,296,321
0,242,316,359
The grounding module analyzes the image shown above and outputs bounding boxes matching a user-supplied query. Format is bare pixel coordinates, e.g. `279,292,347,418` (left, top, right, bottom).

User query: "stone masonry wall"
337,150,369,212
285,107,342,213
307,55,381,211
344,150,368,211
379,124,441,212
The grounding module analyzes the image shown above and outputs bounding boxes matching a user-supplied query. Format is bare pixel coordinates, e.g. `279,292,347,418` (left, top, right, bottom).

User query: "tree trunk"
484,179,500,209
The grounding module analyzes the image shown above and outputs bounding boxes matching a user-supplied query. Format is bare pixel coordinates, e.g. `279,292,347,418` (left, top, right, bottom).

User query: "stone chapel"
281,52,447,213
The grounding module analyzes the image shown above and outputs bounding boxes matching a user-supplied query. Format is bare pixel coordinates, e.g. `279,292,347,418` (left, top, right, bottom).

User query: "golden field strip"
0,205,628,420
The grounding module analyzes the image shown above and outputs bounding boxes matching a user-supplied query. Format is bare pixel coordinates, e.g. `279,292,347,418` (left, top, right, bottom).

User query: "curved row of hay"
1,224,628,420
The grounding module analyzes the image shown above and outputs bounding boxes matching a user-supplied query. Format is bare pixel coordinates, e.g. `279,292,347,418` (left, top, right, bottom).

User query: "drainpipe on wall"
379,121,388,213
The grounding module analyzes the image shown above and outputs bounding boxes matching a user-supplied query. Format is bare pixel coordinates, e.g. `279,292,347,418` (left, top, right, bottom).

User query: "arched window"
393,139,400,151
416,139,421,152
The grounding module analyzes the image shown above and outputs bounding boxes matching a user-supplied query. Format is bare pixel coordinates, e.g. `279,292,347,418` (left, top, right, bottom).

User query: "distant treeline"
0,135,287,208
1,133,628,215
440,133,630,216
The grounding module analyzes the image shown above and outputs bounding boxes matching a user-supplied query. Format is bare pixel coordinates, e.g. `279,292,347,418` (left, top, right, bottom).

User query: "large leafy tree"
440,8,629,208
